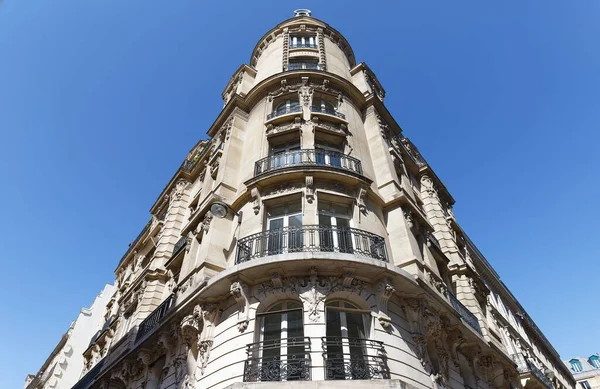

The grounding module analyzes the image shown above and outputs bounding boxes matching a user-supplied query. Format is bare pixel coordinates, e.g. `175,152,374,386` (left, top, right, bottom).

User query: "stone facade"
42,9,575,389
23,284,115,389
564,356,600,389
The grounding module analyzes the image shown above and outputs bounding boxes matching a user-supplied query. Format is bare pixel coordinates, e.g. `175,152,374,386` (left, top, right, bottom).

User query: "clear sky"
1,1,599,387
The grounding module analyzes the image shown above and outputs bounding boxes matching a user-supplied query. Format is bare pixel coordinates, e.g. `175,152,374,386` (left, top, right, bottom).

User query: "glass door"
318,202,352,253
270,142,300,170
325,301,369,380
267,203,302,255
259,302,304,381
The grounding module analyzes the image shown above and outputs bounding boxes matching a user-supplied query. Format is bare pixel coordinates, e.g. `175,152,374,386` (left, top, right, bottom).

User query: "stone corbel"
376,278,395,328
357,186,368,215
250,188,261,214
180,304,203,352
230,281,250,332
195,303,221,379
137,348,155,367
305,176,314,203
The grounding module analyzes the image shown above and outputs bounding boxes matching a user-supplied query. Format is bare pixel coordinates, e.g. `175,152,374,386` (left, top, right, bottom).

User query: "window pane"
287,202,302,214
319,214,334,252
288,214,303,252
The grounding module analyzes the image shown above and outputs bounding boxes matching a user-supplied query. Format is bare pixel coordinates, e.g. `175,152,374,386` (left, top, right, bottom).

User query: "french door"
259,302,305,381
318,202,353,253
325,301,369,380
270,142,301,170
267,203,303,255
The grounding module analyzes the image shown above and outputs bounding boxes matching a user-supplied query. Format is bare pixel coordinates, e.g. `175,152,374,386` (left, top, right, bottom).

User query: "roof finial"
294,9,311,17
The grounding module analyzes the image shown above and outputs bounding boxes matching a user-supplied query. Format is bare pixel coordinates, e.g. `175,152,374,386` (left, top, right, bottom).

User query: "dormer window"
570,359,583,372
291,36,316,49
590,355,600,369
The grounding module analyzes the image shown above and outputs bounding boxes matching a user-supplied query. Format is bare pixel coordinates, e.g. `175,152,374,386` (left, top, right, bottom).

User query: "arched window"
570,359,583,372
250,301,308,381
589,355,600,369
324,301,372,380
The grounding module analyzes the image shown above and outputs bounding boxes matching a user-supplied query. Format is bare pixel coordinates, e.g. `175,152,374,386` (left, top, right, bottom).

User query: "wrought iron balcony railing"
290,43,318,49
254,149,362,176
172,236,188,259
310,105,346,119
72,358,105,389
135,294,175,342
243,337,311,382
266,105,302,120
448,292,482,334
236,225,387,264
288,62,321,71
511,354,554,389
321,337,390,380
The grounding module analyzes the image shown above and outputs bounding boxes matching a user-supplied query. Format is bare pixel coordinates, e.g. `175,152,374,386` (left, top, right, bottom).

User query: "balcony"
135,294,175,342
512,353,554,389
322,337,390,380
288,62,321,71
290,43,317,49
236,225,387,264
448,292,482,334
310,105,346,120
266,105,302,121
72,358,105,389
254,149,362,176
171,236,188,259
243,337,311,382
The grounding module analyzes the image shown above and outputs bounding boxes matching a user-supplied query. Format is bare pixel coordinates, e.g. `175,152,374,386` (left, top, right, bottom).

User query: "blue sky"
1,1,599,387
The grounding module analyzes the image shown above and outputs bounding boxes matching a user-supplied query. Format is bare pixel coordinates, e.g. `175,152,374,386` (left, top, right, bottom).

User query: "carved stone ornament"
258,267,368,323
305,176,314,203
357,187,368,214
172,179,191,201
180,304,203,350
230,281,250,332
200,213,213,234
421,175,437,198
250,188,261,215
376,278,395,328
263,182,303,197
403,207,416,230
298,78,314,107
196,340,213,378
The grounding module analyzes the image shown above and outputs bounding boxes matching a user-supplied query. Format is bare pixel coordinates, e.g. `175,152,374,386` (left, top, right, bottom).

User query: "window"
590,355,600,369
267,202,303,254
571,359,583,372
580,382,591,389
315,140,343,168
291,35,316,48
270,141,301,169
288,59,320,70
324,301,370,380
256,301,306,381
274,99,301,116
318,201,352,253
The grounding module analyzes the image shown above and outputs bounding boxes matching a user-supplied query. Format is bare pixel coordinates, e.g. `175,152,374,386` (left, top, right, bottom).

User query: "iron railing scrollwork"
253,149,362,176
236,225,387,264
243,337,311,382
310,105,346,119
171,236,188,259
71,358,105,389
511,354,554,389
448,292,482,334
135,294,175,342
321,337,390,380
266,105,302,120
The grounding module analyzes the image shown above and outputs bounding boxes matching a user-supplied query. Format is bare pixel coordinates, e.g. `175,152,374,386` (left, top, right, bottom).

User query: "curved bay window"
323,301,388,380
244,302,310,382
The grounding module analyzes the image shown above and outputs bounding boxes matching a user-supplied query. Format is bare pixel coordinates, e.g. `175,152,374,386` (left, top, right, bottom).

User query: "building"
23,284,115,389
564,356,600,389
59,9,575,389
